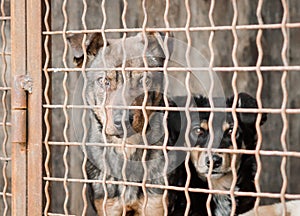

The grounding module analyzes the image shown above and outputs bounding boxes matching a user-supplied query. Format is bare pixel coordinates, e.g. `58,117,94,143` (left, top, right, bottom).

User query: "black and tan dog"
68,32,182,215
168,93,267,216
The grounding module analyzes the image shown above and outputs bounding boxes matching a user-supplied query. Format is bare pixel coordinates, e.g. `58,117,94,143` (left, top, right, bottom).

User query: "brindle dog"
68,32,181,216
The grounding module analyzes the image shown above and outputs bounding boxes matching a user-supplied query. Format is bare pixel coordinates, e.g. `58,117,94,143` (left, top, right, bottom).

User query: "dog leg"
94,198,122,216
134,195,166,216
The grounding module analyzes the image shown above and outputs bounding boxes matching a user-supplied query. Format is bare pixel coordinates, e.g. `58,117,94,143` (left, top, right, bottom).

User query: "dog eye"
97,77,110,87
139,76,151,87
193,127,205,136
227,128,233,135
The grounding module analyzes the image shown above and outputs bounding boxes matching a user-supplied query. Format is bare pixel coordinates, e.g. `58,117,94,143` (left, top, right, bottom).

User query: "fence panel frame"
27,0,44,215
11,1,44,215
10,0,27,215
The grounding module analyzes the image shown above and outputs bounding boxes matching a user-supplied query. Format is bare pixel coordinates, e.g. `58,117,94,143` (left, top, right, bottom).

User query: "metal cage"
1,0,300,215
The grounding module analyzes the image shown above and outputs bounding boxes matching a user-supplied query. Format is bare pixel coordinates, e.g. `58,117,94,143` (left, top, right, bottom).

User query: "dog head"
68,32,172,144
189,93,267,180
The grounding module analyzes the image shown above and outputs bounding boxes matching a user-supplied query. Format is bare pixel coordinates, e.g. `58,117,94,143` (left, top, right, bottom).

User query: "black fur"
167,93,267,216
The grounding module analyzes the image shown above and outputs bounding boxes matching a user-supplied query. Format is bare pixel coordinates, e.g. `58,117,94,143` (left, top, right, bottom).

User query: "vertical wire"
80,0,88,215
62,0,70,214
100,0,109,214
230,1,239,215
206,1,215,215
184,0,192,215
254,0,264,215
43,0,51,214
120,0,128,215
280,0,289,215
141,0,149,215
162,0,170,215
0,0,8,214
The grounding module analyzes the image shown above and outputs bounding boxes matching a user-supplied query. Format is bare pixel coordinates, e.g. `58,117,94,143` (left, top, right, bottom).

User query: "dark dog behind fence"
1,0,300,215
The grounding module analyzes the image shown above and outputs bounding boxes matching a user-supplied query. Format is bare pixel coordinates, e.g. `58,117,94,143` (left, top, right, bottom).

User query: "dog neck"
211,172,239,216
211,172,234,191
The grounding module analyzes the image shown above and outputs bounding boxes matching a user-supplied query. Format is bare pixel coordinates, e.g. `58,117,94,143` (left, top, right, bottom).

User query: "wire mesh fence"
0,0,300,215
40,1,300,215
0,0,11,215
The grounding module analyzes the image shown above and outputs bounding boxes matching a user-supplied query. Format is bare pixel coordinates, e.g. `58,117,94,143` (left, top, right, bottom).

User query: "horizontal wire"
45,141,300,157
0,122,11,126
0,16,10,21
0,87,11,91
42,176,300,199
0,157,11,161
45,65,300,73
47,213,76,216
0,192,12,197
42,104,300,114
0,52,11,56
42,22,300,35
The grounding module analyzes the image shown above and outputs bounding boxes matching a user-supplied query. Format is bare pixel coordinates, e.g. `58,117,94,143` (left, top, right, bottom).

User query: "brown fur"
94,195,165,216
68,32,176,216
240,200,300,216
68,33,104,67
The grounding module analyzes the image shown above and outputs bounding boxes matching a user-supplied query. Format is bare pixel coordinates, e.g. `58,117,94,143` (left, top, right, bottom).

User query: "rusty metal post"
27,0,44,215
10,0,27,215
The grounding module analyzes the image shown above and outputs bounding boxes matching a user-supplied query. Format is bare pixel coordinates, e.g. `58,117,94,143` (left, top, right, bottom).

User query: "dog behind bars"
190,93,267,216
168,93,267,216
68,32,184,216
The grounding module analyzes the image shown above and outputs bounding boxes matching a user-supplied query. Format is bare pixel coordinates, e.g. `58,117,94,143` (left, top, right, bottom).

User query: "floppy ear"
142,32,174,62
67,33,104,67
236,92,267,126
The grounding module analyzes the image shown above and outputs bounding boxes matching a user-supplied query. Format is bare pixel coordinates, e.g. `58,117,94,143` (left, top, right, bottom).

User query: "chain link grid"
41,1,300,215
0,0,11,215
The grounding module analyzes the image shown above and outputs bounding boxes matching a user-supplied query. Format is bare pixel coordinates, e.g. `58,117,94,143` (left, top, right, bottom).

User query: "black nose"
205,155,223,169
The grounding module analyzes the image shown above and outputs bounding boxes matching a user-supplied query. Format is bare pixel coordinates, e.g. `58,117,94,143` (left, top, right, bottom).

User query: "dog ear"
235,92,267,126
67,33,104,67
140,32,174,62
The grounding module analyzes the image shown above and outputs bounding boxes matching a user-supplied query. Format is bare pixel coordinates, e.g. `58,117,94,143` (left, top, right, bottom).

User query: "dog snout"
113,111,130,130
205,155,223,169
113,116,129,130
